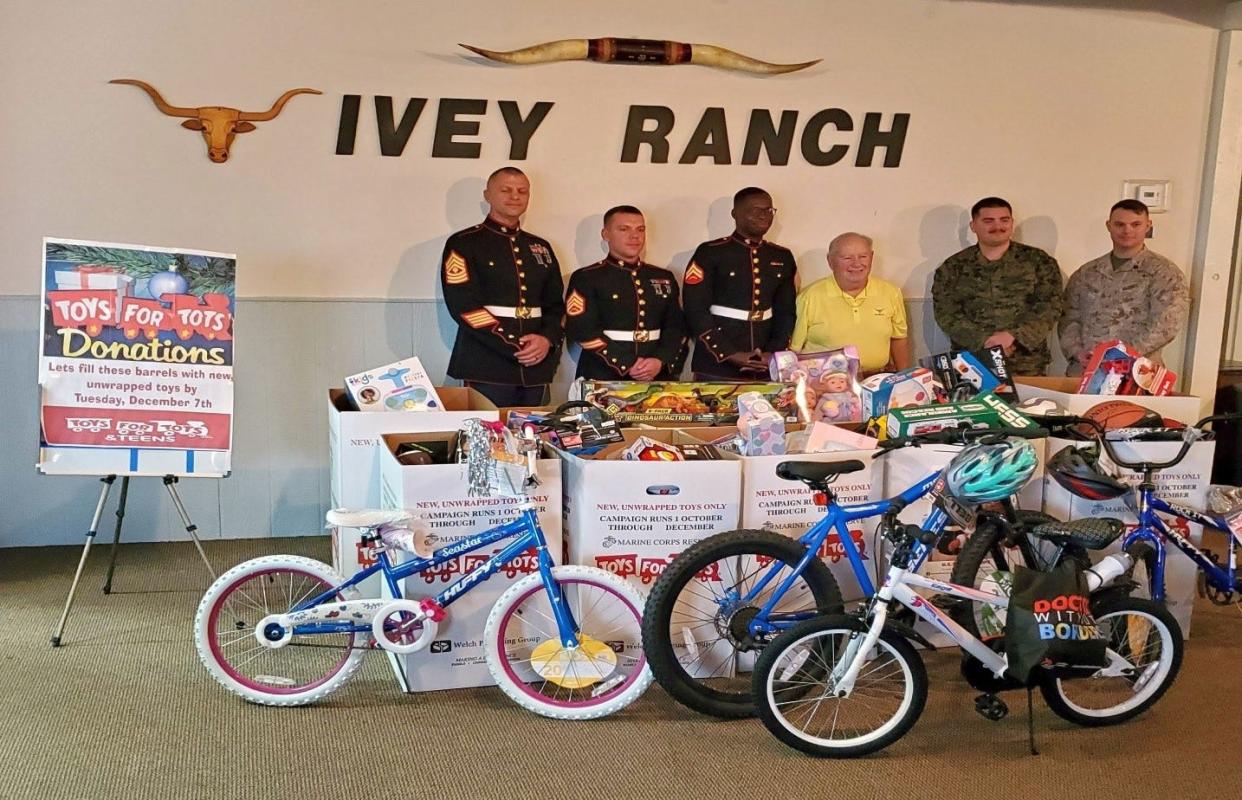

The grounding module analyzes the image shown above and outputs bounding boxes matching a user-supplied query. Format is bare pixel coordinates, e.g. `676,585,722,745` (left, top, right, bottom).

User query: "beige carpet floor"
2,536,1241,800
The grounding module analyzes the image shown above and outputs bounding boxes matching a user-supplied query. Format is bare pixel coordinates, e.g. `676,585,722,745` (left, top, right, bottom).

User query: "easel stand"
51,474,218,647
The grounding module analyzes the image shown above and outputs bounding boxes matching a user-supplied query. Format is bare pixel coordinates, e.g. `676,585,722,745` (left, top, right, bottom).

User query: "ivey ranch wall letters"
334,96,912,167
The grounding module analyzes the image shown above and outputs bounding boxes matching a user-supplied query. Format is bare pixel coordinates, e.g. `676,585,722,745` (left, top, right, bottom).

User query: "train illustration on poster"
37,237,236,477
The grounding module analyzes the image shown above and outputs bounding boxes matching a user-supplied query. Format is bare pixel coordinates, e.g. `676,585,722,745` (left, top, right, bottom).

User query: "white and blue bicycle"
751,430,1182,757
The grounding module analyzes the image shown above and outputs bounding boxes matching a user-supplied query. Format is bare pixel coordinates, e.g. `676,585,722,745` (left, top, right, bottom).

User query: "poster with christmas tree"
38,237,236,477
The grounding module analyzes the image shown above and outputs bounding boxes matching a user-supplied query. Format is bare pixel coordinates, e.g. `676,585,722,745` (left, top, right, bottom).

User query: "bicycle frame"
1123,488,1241,600
835,527,1140,694
739,470,943,638
291,501,581,647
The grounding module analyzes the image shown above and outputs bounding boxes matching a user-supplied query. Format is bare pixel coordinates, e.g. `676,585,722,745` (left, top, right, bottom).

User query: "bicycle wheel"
484,565,652,720
641,529,843,718
1040,596,1183,726
753,614,927,758
949,511,1073,639
194,555,367,706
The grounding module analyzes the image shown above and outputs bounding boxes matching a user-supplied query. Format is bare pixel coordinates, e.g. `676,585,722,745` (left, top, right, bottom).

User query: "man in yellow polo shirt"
790,232,912,375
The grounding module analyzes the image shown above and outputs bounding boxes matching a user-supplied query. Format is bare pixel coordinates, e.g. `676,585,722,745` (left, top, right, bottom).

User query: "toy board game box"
885,392,1035,438
345,356,444,412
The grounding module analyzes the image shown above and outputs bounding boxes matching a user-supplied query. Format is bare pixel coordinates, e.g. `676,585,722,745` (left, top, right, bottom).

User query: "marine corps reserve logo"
444,251,469,285
684,262,704,285
567,290,586,316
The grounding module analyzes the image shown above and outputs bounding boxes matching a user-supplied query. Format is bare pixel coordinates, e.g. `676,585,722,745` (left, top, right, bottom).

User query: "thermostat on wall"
1122,179,1171,213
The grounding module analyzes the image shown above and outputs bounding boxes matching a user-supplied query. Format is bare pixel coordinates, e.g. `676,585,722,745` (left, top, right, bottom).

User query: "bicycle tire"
194,555,367,706
949,510,1079,639
753,614,927,758
1040,596,1183,726
641,529,843,719
484,565,652,720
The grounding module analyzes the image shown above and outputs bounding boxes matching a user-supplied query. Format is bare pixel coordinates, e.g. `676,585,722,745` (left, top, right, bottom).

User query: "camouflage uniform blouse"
1058,248,1189,375
931,242,1064,376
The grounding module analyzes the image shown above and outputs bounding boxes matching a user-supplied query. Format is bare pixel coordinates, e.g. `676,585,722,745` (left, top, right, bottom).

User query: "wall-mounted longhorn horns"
110,79,321,163
459,38,820,75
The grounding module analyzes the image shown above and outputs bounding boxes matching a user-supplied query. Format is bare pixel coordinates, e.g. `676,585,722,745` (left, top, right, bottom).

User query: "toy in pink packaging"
1077,340,1176,396
737,391,786,456
770,347,862,423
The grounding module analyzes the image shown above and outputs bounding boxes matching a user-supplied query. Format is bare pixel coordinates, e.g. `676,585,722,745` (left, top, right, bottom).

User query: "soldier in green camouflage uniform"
1058,199,1189,376
932,197,1064,375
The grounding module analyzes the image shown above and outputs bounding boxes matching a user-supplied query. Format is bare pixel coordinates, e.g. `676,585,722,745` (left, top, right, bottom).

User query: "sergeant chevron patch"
566,290,586,317
684,262,704,285
444,251,469,285
462,308,498,329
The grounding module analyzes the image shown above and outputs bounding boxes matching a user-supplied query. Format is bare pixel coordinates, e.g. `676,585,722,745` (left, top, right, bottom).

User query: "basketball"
1078,400,1162,435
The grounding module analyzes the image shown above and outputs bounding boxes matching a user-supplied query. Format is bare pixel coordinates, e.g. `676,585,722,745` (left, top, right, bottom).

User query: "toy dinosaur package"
572,379,799,425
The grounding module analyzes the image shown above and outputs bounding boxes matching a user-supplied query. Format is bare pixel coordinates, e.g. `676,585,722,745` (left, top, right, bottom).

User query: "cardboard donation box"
328,387,498,597
1015,377,1201,423
557,429,742,678
1041,436,1215,635
377,432,562,692
719,427,886,604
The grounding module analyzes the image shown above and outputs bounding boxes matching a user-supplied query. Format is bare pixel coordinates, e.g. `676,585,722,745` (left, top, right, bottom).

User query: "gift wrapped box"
52,265,134,324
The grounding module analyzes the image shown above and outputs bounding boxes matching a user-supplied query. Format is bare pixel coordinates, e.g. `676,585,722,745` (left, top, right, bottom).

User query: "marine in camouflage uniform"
1058,248,1189,375
932,241,1064,375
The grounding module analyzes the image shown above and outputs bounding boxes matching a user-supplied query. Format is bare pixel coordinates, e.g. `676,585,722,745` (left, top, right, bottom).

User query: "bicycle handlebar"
1039,411,1242,473
876,425,1047,454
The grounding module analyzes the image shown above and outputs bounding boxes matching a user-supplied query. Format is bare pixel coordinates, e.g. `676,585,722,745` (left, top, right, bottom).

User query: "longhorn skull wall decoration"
110,79,322,163
459,38,820,75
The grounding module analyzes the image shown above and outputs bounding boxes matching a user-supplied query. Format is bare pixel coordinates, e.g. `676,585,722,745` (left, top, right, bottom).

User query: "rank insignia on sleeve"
444,251,469,285
684,262,704,285
462,308,498,329
566,290,586,317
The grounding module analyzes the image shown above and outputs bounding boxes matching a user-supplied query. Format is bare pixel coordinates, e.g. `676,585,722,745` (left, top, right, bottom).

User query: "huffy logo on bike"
595,554,721,583
755,530,868,566
420,547,540,584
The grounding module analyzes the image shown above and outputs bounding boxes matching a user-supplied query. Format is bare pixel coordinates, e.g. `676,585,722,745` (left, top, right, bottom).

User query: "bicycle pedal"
974,693,1009,721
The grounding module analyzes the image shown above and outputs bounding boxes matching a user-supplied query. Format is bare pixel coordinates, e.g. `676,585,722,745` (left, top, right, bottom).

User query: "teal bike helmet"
944,439,1039,503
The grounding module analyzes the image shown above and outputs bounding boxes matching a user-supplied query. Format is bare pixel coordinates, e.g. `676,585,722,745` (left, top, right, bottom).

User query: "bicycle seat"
1030,517,1124,551
775,460,866,485
326,508,415,529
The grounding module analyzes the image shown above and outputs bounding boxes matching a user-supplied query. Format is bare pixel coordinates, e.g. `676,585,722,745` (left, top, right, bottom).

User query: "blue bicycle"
641,425,1082,718
1044,413,1242,607
194,420,652,719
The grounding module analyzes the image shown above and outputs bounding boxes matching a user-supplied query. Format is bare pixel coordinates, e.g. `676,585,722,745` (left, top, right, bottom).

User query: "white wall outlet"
1122,179,1171,213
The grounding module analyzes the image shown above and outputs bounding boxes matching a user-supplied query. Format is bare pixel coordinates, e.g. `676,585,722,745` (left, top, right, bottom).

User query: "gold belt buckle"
515,305,531,319
634,329,650,343
749,309,765,322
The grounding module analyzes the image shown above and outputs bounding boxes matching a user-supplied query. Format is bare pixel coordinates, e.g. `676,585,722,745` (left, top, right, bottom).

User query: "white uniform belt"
484,305,543,319
604,328,661,342
710,305,773,322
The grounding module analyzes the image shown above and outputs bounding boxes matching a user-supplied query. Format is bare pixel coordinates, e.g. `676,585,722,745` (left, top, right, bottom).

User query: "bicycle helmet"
944,439,1039,503
1047,442,1130,501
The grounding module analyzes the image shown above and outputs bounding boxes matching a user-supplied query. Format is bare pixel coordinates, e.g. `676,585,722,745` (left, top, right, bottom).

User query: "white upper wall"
0,2,1219,321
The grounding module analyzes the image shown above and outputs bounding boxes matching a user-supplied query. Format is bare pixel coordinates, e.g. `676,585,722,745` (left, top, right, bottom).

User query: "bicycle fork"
831,588,897,697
